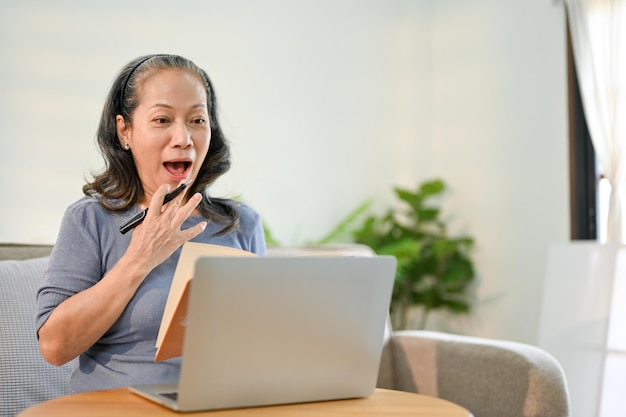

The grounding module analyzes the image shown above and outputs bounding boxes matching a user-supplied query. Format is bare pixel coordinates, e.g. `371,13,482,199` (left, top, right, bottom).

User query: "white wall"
0,0,432,243
0,0,568,344
428,1,569,343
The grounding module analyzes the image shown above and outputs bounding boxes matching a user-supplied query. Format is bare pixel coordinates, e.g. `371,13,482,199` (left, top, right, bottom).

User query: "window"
568,20,598,240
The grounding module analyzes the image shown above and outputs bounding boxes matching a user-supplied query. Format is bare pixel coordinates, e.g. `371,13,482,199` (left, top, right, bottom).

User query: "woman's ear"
116,115,131,148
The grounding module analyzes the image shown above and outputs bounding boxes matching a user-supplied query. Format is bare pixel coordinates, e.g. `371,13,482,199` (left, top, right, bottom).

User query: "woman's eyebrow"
149,103,207,110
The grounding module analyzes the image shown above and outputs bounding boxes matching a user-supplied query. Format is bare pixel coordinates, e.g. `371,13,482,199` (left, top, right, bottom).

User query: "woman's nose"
172,123,192,148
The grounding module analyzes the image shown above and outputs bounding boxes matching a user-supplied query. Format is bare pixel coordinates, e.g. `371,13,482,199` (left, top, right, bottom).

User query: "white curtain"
566,0,626,243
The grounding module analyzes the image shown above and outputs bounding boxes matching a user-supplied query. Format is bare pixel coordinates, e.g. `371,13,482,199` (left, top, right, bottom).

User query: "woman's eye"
192,118,206,125
154,117,169,124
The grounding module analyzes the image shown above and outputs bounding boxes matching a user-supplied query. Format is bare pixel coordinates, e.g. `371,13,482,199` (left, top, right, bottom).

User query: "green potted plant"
351,179,476,330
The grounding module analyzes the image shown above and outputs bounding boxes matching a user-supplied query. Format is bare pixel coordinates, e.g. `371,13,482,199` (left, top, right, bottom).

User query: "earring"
124,142,130,150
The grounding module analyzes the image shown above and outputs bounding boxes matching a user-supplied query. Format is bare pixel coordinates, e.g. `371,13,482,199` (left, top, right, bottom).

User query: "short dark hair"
83,54,239,235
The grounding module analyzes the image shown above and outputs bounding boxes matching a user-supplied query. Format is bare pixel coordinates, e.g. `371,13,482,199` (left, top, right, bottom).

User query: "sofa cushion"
0,257,74,417
0,244,53,261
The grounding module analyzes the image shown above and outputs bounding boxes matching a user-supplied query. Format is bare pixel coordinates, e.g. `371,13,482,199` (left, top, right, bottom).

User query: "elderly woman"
36,54,266,393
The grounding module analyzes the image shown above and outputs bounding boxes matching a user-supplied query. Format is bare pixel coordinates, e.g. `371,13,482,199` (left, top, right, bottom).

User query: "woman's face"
116,68,210,206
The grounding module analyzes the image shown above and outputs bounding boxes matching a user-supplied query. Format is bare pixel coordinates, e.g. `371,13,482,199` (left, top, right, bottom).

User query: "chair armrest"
382,330,570,417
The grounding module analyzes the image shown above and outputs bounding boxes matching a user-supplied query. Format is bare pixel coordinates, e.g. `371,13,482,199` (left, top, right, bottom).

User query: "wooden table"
18,388,473,416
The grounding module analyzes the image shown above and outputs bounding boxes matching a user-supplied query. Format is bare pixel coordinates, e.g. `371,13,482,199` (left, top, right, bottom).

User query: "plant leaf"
420,178,446,196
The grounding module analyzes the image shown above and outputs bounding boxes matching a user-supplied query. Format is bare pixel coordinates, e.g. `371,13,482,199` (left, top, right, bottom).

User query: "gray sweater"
36,196,266,393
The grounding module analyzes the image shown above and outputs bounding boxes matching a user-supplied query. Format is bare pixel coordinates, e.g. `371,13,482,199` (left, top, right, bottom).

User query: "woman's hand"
123,183,207,279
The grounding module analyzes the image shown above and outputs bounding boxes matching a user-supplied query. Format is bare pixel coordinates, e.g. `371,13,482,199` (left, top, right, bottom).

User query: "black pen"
119,181,191,234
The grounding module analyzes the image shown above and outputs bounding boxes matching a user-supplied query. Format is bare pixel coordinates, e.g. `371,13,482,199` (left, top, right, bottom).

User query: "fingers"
149,183,172,214
168,192,202,228
124,184,205,276
151,185,202,226
141,184,204,239
179,220,208,243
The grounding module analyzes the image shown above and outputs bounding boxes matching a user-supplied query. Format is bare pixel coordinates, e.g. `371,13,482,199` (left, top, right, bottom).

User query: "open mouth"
163,160,192,177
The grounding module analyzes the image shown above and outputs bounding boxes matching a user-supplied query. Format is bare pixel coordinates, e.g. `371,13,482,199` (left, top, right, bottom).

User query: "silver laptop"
130,255,396,412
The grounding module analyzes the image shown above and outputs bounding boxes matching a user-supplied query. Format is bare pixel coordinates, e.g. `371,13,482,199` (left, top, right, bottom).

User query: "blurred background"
0,0,568,345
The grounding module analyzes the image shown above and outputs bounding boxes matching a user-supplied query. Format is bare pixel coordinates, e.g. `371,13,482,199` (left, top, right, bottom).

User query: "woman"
36,54,266,393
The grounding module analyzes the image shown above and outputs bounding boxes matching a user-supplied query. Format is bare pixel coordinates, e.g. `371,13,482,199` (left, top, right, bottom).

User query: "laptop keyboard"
160,392,178,401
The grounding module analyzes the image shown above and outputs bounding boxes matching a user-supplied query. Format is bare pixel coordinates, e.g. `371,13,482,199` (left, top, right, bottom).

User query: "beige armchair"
377,329,569,417
0,243,569,417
